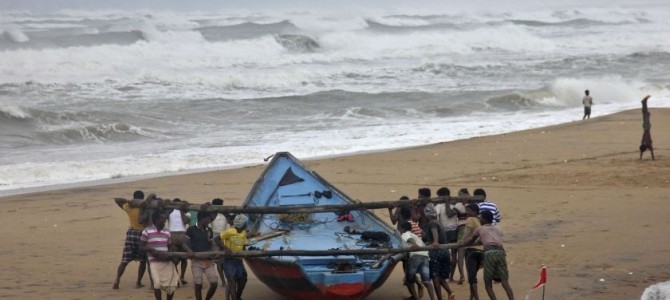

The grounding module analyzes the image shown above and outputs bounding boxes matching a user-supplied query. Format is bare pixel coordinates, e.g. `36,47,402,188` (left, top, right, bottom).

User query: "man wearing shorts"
454,211,515,300
216,214,250,300
423,203,455,300
400,221,435,300
113,191,148,289
186,212,218,300
461,203,483,300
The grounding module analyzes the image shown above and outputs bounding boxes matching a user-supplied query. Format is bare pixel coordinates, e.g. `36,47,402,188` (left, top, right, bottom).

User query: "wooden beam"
154,244,464,259
121,195,484,215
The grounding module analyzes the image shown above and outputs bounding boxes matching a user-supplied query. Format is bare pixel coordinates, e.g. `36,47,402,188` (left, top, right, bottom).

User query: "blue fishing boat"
242,152,403,300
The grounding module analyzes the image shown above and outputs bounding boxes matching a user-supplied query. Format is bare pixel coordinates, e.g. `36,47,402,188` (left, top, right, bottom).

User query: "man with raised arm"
113,190,148,289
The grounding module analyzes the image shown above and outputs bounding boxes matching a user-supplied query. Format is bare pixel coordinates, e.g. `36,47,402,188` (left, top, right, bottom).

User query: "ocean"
2,3,670,197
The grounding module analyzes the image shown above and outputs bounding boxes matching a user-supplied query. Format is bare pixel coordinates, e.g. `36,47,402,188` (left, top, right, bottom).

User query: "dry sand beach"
1,108,669,300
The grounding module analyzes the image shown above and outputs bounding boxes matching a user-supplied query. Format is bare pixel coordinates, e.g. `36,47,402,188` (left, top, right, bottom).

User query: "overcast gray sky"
1,0,666,14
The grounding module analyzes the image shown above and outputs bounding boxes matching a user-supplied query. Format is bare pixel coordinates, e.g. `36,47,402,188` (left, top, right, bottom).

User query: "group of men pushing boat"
112,187,514,300
113,190,250,300
388,187,514,300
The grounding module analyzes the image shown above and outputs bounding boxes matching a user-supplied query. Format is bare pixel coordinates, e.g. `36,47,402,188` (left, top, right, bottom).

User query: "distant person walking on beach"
582,90,593,120
453,211,515,300
640,95,655,160
113,190,148,289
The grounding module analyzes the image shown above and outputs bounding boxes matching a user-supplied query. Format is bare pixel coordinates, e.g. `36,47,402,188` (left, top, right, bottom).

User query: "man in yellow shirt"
113,190,149,289
215,214,249,300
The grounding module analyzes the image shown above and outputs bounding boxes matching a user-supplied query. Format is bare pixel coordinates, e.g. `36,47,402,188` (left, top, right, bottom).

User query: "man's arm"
455,227,479,247
388,207,398,225
430,227,440,248
114,198,126,209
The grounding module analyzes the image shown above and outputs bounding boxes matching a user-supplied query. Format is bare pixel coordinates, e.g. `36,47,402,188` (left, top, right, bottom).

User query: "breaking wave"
196,20,300,41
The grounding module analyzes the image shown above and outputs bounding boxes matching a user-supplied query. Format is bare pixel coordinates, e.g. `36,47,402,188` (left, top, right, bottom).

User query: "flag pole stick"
542,284,545,300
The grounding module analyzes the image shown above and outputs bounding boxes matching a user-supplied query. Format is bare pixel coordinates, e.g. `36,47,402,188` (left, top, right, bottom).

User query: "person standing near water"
640,95,655,160
582,90,593,120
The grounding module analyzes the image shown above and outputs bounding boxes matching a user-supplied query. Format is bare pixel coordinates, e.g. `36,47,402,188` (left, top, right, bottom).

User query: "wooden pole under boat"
153,244,463,259
121,195,485,214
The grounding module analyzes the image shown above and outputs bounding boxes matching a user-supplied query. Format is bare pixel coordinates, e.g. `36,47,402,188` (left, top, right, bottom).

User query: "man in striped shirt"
141,210,193,300
473,189,501,225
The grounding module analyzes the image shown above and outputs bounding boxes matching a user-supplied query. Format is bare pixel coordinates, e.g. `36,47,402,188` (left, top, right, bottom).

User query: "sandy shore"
2,108,669,300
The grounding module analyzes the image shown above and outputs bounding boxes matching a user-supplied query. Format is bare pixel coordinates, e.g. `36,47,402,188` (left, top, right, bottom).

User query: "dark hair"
480,210,494,224
639,144,648,152
466,203,480,214
172,198,181,202
459,188,469,195
473,188,486,198
399,195,410,200
399,221,412,232
436,187,450,197
198,211,212,221
133,190,145,200
585,90,590,95
152,210,166,223
212,198,224,205
400,206,412,220
418,187,431,198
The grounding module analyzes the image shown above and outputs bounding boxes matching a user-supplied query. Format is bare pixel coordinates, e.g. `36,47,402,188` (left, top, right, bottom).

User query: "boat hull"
246,257,398,300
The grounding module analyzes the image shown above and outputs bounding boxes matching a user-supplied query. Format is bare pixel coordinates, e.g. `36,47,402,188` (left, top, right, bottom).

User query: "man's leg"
217,261,227,287
205,282,218,300
449,249,457,282
457,248,465,283
113,262,128,289
180,259,188,284
406,283,419,300
226,278,236,300
423,282,435,300
195,284,203,300
136,261,146,288
431,277,442,300
484,278,496,300
500,278,515,300
153,289,162,300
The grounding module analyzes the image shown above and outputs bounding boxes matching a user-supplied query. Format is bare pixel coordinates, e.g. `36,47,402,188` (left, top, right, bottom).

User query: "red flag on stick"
531,265,547,290
525,265,547,300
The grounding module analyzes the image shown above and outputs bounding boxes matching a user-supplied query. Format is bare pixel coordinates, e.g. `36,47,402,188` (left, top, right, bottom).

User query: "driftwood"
120,195,484,215
154,244,462,259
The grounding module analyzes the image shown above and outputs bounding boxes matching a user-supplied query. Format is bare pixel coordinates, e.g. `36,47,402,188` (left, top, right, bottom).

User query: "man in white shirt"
168,199,191,285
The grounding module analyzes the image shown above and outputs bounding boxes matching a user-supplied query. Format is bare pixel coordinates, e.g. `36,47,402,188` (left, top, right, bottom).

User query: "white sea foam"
642,281,670,300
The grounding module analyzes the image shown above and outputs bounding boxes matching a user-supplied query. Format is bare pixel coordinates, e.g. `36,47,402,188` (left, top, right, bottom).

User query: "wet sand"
1,108,669,300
